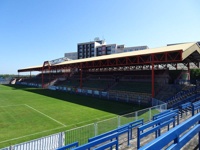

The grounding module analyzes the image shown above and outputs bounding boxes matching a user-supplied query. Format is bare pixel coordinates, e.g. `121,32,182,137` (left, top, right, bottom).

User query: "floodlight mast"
80,63,83,88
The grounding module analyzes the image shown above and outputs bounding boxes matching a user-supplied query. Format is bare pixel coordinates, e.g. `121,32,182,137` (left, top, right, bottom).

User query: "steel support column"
42,69,44,88
152,63,155,98
151,54,155,98
188,62,190,80
42,61,51,88
80,63,83,88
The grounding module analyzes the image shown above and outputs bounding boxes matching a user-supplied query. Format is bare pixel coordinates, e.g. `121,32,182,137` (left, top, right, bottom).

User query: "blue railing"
152,109,176,120
88,119,143,146
139,113,200,150
179,102,191,117
58,119,143,150
73,133,119,150
137,112,178,149
172,93,200,108
166,85,197,103
192,100,200,116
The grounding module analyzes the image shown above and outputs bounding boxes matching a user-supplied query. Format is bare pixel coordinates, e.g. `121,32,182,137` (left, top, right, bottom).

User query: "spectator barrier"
179,102,191,117
139,112,200,150
137,112,178,149
172,93,200,108
88,119,143,147
192,100,200,116
73,133,119,150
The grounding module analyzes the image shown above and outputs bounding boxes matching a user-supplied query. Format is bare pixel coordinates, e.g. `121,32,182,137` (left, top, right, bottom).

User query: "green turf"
0,84,141,148
0,105,62,141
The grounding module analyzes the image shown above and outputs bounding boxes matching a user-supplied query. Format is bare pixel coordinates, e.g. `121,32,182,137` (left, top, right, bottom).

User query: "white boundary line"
0,126,65,144
25,104,66,127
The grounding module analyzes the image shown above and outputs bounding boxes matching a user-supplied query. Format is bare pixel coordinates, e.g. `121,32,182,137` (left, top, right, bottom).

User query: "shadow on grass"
4,84,144,115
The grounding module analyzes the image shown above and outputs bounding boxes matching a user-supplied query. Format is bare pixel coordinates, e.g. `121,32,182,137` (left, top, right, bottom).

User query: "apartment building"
64,39,148,60
77,40,106,59
96,44,117,56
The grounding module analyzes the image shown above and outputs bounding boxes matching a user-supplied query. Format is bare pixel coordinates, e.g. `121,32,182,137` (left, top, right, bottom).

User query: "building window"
107,51,111,54
111,50,115,53
107,46,111,50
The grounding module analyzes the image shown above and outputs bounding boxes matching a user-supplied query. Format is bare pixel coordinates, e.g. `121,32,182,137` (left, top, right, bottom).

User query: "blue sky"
0,0,199,74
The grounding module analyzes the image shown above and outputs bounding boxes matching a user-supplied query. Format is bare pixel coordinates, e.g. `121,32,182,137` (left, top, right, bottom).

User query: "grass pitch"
0,84,140,148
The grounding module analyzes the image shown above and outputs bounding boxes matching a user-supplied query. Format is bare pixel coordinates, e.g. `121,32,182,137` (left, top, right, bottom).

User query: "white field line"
0,126,65,144
25,104,66,127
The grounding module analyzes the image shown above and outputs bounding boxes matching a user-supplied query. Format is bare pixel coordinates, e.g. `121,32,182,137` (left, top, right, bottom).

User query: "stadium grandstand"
8,41,200,149
17,42,200,104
